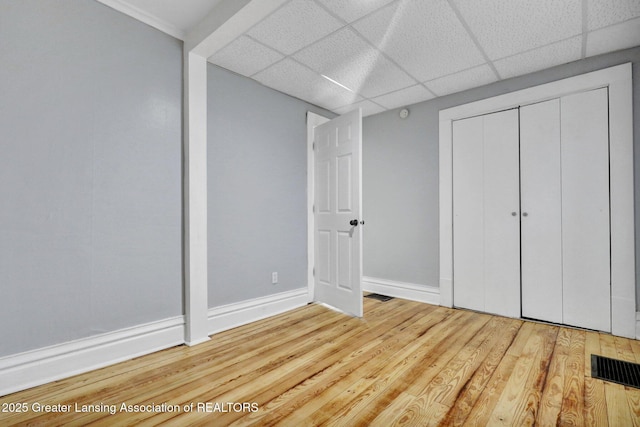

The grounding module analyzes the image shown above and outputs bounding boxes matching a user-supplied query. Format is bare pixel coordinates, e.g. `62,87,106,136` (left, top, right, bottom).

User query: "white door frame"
307,111,331,302
439,63,635,338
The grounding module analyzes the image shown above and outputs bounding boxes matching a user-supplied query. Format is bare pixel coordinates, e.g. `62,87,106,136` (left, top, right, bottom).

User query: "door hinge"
312,267,315,276
312,141,316,151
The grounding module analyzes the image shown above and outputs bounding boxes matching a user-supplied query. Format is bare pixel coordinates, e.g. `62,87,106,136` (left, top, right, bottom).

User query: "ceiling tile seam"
298,0,428,96
446,0,501,80
247,60,283,80
223,0,422,102
419,82,438,99
331,97,388,114
285,55,366,98
310,0,349,25
350,80,431,104
581,0,588,58
368,84,430,105
421,62,496,86
207,0,294,60
239,35,292,78
590,15,640,32
254,19,424,99
350,0,403,26
310,0,401,27
368,99,388,110
490,33,585,63
346,24,427,91
283,24,350,59
209,62,260,82
250,77,333,112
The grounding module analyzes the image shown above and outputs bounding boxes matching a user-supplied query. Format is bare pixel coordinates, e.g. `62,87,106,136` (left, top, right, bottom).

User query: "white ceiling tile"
316,0,396,23
247,0,343,55
253,59,362,110
208,36,284,77
294,28,416,98
371,84,435,109
587,0,640,30
424,64,498,96
586,18,640,57
353,0,485,82
333,100,386,117
453,0,582,60
493,37,582,79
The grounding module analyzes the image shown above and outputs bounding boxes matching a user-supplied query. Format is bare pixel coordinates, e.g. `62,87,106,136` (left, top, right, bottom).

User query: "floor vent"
591,354,640,389
365,293,394,302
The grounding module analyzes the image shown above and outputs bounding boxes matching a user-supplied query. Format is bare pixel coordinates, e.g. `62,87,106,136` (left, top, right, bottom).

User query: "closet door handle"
522,212,529,217
511,212,517,216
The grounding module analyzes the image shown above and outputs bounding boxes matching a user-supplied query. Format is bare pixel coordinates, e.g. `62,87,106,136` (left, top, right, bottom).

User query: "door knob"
511,212,517,216
522,212,529,217
350,219,358,226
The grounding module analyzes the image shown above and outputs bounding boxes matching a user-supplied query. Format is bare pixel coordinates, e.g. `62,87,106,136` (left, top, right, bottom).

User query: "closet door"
561,88,611,332
520,99,563,323
453,109,520,317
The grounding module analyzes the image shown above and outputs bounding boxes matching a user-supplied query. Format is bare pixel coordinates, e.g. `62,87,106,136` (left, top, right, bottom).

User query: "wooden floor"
2,297,640,426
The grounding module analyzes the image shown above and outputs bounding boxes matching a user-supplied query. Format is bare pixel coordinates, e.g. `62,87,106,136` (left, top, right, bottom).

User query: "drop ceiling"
103,0,640,116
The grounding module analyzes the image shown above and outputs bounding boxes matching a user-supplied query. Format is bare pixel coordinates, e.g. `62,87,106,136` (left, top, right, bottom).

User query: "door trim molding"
439,63,635,338
306,111,331,304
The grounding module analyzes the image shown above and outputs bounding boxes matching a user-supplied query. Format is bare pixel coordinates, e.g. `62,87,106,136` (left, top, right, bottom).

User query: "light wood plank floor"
2,297,639,426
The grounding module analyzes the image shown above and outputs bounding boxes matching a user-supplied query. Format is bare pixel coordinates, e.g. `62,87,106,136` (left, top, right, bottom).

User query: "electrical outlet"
271,272,278,284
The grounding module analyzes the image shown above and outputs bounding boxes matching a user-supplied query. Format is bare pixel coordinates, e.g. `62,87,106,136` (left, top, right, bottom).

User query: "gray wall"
363,46,640,307
207,64,333,307
0,0,183,357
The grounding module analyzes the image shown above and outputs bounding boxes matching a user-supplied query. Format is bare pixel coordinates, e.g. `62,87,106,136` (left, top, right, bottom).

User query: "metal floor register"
591,354,640,389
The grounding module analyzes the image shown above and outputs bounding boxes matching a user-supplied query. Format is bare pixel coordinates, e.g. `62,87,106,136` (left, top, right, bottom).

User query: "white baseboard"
363,276,440,305
208,288,309,335
0,316,185,397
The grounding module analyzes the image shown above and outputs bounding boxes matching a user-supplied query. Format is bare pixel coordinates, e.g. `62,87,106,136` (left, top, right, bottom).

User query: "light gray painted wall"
363,46,640,308
207,64,333,307
0,0,183,357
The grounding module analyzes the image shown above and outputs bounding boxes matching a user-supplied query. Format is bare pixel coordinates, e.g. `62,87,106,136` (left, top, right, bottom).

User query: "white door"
561,88,610,332
314,109,363,317
520,89,611,332
453,108,520,318
520,99,563,324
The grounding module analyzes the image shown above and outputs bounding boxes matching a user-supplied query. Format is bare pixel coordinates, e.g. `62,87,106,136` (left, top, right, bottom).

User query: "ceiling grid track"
108,0,640,116
446,0,501,81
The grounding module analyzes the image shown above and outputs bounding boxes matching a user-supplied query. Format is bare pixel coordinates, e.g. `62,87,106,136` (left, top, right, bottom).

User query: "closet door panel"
561,88,611,332
483,109,521,318
453,110,520,317
453,115,485,312
520,99,563,323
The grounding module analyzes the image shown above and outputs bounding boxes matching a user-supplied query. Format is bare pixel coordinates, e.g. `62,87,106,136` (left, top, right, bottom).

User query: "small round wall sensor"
399,108,410,119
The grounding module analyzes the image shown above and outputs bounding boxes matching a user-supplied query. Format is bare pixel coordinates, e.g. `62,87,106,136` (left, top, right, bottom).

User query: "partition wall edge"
438,63,635,338
183,0,289,342
183,52,210,346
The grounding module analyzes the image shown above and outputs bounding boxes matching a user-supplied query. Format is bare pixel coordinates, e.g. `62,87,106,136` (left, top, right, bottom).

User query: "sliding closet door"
561,88,611,332
453,109,520,318
520,99,563,323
